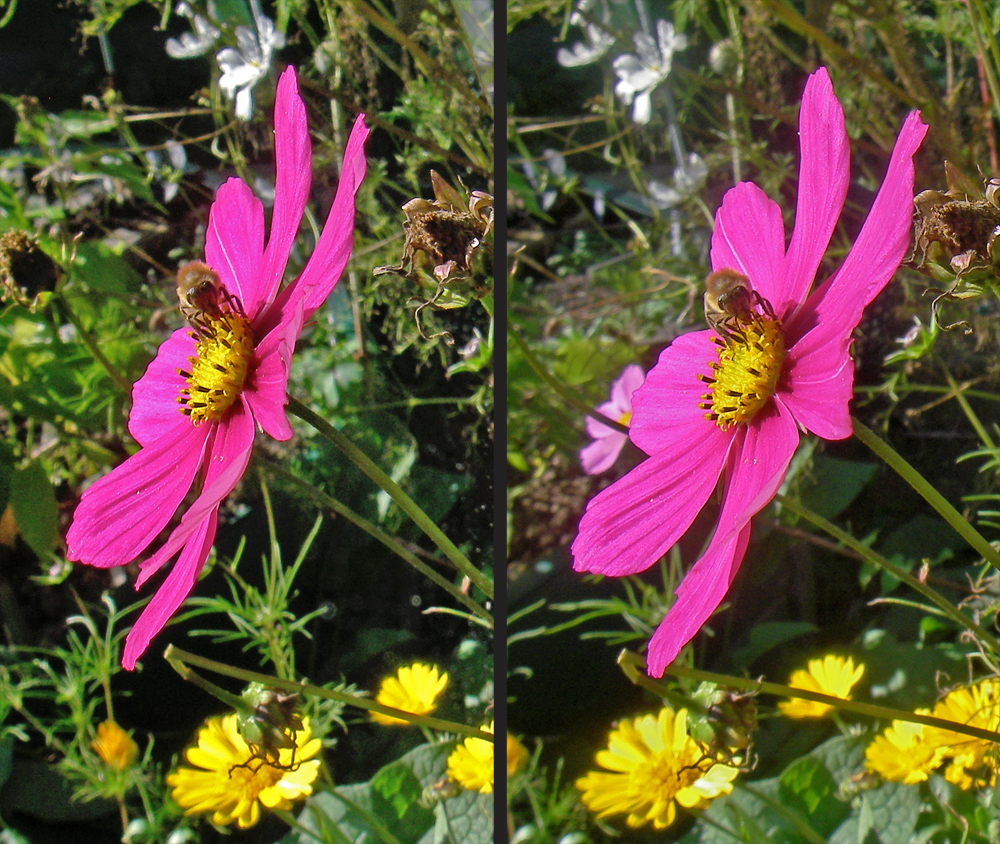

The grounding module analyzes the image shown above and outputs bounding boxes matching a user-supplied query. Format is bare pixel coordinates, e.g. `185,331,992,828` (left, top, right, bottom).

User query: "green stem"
617,651,1000,744
507,323,628,435
286,396,492,601
852,417,1000,572
54,292,132,395
164,645,493,740
776,494,1000,656
265,460,492,626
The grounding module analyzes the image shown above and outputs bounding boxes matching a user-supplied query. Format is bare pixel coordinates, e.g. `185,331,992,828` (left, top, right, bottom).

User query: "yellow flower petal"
92,720,139,770
372,663,449,726
447,721,495,793
168,713,321,829
575,707,738,830
778,655,864,719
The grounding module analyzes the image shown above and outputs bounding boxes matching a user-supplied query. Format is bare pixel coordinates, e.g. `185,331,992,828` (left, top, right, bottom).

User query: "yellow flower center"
698,312,786,429
178,308,254,424
632,741,707,804
228,760,284,800
618,410,632,426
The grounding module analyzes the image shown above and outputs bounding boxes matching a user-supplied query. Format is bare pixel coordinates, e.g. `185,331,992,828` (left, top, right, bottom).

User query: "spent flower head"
447,721,495,793
67,67,369,670
572,67,927,677
778,655,865,719
612,20,687,124
167,713,321,829
576,706,738,829
580,363,644,474
371,663,449,725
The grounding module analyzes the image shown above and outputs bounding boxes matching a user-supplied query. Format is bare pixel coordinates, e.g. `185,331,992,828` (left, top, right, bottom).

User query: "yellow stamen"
698,313,785,429
178,309,254,424
618,410,632,426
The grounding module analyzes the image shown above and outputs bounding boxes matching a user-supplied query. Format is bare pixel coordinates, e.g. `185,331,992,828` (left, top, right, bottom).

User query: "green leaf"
730,621,818,667
293,742,492,844
779,755,847,836
798,455,878,520
10,459,57,561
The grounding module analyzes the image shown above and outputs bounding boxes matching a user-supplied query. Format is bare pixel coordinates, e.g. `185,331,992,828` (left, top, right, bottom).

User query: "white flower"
557,22,616,68
647,153,707,210
612,19,687,124
216,11,285,120
165,2,221,59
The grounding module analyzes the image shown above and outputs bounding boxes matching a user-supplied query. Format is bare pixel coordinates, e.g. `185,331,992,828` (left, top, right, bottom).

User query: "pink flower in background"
67,67,370,670
571,67,927,677
580,364,645,474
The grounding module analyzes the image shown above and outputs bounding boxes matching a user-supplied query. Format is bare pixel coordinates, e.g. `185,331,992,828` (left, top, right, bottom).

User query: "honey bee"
176,261,224,327
703,269,766,336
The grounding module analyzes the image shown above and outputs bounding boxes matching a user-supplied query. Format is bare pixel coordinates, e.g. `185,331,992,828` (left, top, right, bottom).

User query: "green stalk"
776,494,1000,655
265,459,492,626
286,396,492,601
852,417,1000,572
507,324,628,435
617,651,1000,744
164,645,493,740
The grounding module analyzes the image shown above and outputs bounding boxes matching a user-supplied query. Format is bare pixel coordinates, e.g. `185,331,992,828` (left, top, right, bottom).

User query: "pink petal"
66,418,210,567
571,434,734,577
789,110,928,347
584,398,625,439
258,66,312,314
121,507,218,670
579,431,628,475
135,402,255,587
629,331,731,458
284,114,370,318
609,363,645,409
722,403,801,528
710,182,789,314
204,178,265,313
781,67,850,309
245,296,305,441
646,523,751,677
643,404,799,675
128,328,197,446
779,338,854,440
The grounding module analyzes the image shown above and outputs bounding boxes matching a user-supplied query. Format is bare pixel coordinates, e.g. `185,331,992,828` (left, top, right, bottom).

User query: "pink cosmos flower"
571,67,927,677
580,363,645,474
66,66,369,670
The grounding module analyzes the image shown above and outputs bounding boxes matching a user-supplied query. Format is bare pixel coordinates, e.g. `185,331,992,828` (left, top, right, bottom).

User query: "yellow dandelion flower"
167,713,321,829
778,655,864,719
507,732,529,777
447,721,494,793
92,720,139,770
575,707,738,830
923,679,1000,790
371,663,448,726
864,709,945,783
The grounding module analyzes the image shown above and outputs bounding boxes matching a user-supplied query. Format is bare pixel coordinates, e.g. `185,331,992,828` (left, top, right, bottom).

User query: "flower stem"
263,458,493,626
852,416,1000,572
164,645,494,740
617,650,1000,744
776,494,1000,656
507,323,629,434
286,396,492,601
54,292,133,395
